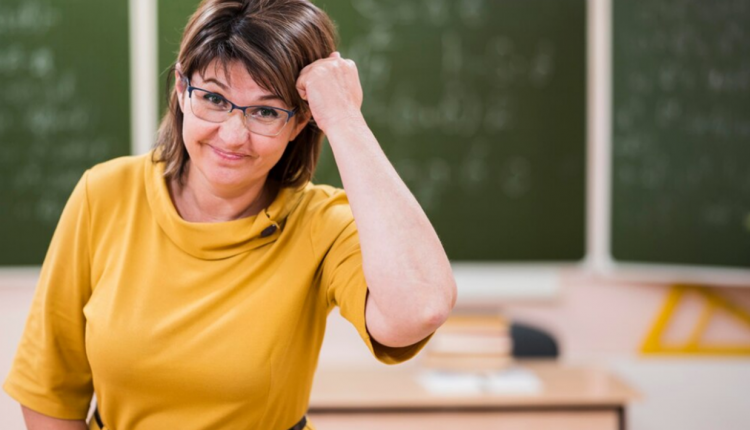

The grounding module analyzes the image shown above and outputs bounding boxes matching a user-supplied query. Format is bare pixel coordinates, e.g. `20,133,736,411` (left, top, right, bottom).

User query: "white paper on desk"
418,367,542,395
485,367,542,394
418,371,485,395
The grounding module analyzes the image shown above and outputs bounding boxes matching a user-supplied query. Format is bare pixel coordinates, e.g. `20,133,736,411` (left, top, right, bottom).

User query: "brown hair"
153,0,337,188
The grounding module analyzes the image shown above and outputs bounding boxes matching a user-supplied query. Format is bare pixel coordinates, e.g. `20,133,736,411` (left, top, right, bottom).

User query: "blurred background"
1,0,749,428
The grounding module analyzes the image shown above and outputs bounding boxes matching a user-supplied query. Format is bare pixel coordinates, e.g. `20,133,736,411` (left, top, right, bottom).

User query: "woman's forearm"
295,52,456,346
22,406,88,430
326,115,457,347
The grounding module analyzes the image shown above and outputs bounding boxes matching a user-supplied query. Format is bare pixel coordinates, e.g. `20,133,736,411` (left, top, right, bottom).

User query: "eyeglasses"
180,75,296,137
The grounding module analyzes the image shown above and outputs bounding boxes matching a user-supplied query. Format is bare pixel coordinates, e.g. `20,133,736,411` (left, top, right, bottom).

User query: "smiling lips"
209,144,253,161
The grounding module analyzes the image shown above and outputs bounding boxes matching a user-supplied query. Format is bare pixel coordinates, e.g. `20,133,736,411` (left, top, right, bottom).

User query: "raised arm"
297,52,457,348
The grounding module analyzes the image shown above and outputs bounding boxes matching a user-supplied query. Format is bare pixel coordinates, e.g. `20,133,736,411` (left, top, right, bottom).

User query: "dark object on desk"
511,322,559,358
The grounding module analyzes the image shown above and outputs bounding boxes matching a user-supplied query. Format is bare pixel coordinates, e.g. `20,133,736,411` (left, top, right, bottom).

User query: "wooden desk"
308,361,639,430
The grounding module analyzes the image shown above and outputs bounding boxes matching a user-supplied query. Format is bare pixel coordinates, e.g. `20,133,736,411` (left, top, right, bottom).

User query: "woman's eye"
203,93,227,107
254,107,280,119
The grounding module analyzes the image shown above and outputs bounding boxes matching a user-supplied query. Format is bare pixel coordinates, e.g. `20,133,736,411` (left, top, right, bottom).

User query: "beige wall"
317,270,750,366
502,273,750,359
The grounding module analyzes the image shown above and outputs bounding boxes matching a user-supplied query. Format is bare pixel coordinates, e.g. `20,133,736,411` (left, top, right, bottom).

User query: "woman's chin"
192,155,256,188
206,171,257,190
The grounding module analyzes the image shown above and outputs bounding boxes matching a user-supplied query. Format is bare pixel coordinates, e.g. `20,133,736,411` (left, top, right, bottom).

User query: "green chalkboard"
612,0,750,268
158,0,587,262
0,0,131,266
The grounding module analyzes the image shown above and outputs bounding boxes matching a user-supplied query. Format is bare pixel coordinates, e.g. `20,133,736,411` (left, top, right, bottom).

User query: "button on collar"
260,224,278,238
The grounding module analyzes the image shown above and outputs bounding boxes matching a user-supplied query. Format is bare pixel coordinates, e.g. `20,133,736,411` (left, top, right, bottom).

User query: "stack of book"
422,312,513,372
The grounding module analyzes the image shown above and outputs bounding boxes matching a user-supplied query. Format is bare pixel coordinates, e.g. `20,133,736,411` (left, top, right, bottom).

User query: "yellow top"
4,153,430,429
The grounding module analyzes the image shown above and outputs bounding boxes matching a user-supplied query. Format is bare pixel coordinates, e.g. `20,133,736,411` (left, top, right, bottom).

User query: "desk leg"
617,406,626,430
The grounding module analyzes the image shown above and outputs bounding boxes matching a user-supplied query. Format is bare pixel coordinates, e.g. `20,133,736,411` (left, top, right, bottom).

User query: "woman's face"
176,60,307,193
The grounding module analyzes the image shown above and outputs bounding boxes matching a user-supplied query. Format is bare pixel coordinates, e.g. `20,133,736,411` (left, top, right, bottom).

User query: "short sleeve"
3,172,94,419
317,194,432,365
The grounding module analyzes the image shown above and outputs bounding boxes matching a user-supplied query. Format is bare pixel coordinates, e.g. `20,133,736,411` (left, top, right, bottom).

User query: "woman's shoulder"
292,183,354,233
298,183,350,215
86,153,149,187
82,153,152,210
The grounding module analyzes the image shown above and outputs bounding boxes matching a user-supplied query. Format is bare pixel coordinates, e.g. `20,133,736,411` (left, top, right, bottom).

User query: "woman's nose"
218,109,251,146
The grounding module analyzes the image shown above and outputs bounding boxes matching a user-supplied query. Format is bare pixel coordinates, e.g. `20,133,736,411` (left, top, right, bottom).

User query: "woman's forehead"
195,60,278,99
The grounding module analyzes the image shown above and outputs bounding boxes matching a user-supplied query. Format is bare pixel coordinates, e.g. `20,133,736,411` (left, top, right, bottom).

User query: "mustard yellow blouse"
4,153,430,429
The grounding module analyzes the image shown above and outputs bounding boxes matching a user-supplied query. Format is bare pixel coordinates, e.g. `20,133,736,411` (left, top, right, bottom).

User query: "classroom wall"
316,273,750,367
2,0,750,429
500,273,750,359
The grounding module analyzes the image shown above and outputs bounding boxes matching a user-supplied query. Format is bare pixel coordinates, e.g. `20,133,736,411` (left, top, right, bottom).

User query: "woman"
4,0,457,428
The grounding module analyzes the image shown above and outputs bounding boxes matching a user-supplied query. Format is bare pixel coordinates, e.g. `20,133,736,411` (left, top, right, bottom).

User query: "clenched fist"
296,52,364,133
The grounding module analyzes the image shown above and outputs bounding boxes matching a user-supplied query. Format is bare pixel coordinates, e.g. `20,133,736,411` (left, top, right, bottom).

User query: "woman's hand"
296,52,364,133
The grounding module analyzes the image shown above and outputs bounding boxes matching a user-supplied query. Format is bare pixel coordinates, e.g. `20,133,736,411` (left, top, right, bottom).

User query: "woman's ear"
174,64,186,110
289,111,311,142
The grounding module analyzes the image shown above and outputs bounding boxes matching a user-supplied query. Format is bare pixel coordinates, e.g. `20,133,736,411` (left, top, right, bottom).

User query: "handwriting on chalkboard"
0,1,60,36
611,0,750,267
613,0,750,233
1,0,129,260
328,0,559,211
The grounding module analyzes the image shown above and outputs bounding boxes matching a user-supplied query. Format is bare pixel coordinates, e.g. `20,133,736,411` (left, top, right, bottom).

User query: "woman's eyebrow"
257,94,283,102
202,77,228,90
201,77,283,104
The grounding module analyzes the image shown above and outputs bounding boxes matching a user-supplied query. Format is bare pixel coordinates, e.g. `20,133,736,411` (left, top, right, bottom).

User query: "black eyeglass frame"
179,73,297,137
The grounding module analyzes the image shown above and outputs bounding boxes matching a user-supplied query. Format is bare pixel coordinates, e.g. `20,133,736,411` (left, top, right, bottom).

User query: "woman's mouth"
210,145,249,161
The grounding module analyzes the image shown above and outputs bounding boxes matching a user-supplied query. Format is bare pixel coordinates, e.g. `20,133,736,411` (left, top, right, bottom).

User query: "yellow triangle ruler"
642,284,750,355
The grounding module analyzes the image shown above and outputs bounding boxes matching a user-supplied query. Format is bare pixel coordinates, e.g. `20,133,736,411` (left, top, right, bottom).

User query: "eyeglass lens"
189,89,290,137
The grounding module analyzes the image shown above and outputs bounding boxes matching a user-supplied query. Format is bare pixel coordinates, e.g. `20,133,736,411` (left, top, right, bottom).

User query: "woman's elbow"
422,280,457,331
425,303,453,331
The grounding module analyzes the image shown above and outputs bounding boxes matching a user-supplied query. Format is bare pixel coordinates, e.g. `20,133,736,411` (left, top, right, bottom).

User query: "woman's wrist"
322,112,369,146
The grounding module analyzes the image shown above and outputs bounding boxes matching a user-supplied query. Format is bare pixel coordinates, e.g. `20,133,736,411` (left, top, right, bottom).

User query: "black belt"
94,408,306,430
94,408,104,428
